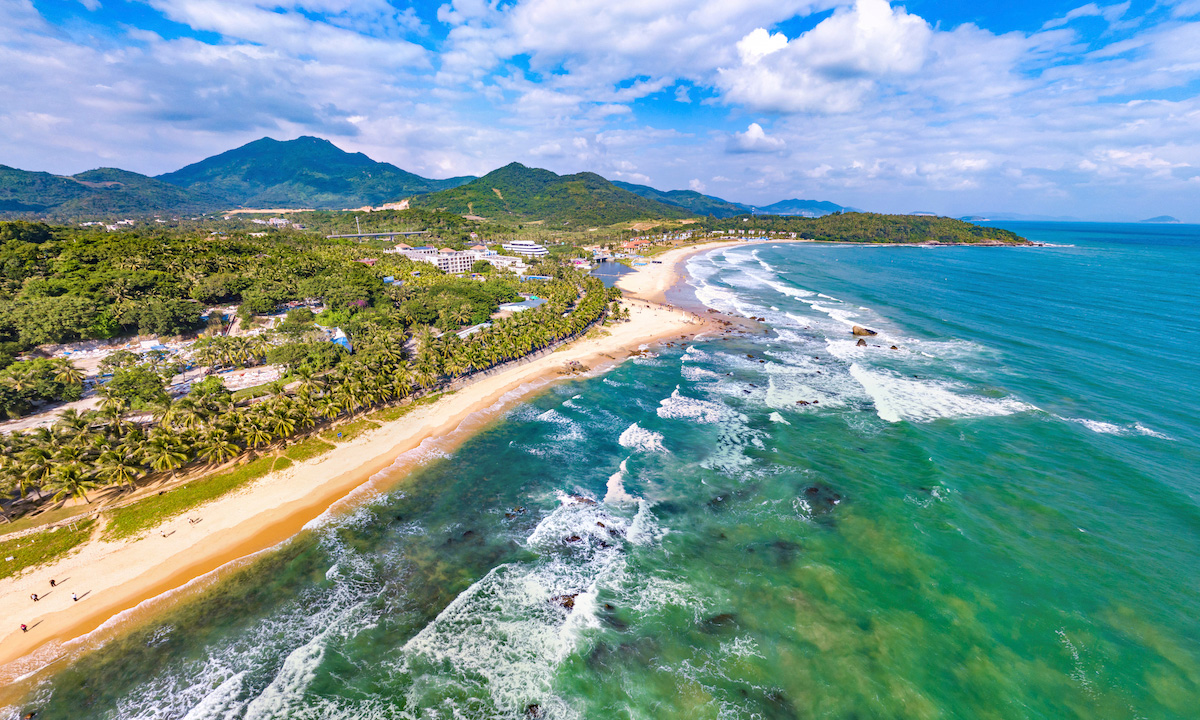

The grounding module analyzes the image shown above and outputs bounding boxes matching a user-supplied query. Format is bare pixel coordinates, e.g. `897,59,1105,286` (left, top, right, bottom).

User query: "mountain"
611,181,750,218
0,165,218,216
158,136,474,210
411,163,691,226
1140,215,1181,224
752,198,847,217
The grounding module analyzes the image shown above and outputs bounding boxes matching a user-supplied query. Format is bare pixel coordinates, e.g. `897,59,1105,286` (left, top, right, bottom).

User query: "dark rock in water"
587,637,658,671
569,494,597,505
771,539,802,564
761,688,800,720
851,325,877,336
504,506,526,519
653,501,685,516
890,345,899,350
812,399,819,403
563,535,583,544
462,530,475,538
596,521,606,528
552,593,579,610
747,354,755,359
801,484,843,514
856,338,867,347
525,703,543,718
759,359,766,363
702,612,738,633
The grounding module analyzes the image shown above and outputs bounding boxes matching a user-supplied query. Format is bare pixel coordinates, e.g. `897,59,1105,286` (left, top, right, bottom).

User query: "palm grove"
0,219,620,516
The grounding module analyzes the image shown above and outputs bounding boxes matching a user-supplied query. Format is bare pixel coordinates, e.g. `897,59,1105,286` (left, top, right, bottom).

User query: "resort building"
431,248,477,275
501,240,549,257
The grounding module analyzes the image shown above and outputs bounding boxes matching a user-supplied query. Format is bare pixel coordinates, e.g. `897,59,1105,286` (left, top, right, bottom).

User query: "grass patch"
231,373,296,402
272,457,292,472
104,457,275,540
0,519,95,581
320,419,380,443
0,503,94,539
586,328,611,340
284,437,335,463
369,392,450,423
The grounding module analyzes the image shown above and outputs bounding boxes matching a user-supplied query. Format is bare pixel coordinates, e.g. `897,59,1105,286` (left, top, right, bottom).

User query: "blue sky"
3,0,1199,220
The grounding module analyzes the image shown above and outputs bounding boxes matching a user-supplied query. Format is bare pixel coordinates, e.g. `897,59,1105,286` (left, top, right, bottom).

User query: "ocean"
9,222,1200,719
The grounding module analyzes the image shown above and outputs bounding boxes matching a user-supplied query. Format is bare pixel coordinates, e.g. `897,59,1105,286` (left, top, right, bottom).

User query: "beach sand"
0,242,736,688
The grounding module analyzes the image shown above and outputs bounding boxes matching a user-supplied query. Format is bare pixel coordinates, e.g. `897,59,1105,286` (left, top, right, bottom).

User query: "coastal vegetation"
0,214,617,534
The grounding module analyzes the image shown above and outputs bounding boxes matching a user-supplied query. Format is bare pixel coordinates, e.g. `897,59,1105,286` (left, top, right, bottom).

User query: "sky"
2,0,1199,220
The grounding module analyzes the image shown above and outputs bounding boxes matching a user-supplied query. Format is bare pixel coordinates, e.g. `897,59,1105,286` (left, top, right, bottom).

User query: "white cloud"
688,178,706,191
729,123,786,153
717,0,931,113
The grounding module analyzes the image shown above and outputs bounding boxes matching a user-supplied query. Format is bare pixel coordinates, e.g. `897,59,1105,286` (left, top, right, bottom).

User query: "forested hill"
611,181,750,218
752,198,848,217
158,136,474,210
411,163,692,226
709,212,1029,244
0,166,220,217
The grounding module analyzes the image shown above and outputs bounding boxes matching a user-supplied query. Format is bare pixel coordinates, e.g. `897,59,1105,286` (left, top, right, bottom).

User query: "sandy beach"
0,241,739,688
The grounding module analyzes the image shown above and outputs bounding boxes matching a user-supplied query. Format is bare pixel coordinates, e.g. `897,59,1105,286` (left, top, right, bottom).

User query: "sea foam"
619,422,667,453
849,364,1033,423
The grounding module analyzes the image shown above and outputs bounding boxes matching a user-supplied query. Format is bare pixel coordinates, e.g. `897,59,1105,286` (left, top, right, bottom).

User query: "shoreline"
0,240,736,695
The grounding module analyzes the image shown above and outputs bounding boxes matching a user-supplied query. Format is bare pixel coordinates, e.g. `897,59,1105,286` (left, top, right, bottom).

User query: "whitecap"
618,422,668,453
849,364,1034,423
604,458,639,504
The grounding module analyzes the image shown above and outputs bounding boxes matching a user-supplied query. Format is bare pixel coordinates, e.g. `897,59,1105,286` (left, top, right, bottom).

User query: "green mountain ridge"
0,165,219,217
411,162,692,226
611,181,750,218
753,198,847,216
158,136,474,209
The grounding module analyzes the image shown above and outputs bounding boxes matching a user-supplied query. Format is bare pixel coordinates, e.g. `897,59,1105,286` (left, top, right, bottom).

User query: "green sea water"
9,223,1200,719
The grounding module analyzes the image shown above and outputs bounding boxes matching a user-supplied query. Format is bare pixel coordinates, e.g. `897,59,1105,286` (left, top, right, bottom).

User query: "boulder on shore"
851,325,878,336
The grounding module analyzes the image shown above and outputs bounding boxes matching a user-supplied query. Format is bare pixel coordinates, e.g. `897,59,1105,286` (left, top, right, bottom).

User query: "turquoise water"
10,223,1200,719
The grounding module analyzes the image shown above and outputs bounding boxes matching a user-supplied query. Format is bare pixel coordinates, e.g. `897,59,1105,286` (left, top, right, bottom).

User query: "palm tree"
196,430,240,464
46,465,101,505
53,359,85,387
144,437,189,478
240,417,275,449
97,450,144,490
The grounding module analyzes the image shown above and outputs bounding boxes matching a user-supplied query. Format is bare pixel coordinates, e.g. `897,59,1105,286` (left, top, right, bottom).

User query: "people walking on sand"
30,593,38,602
20,624,27,633
49,579,56,587
72,592,78,602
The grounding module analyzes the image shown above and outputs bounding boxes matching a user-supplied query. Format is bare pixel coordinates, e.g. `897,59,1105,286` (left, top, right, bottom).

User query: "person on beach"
49,579,56,587
30,593,38,602
72,592,78,601
20,624,27,633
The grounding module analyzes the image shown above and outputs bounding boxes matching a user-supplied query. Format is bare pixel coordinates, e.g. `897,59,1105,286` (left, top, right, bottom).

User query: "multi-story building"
501,240,548,257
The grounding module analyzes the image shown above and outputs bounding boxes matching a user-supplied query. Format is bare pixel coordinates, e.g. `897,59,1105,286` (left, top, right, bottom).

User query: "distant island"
1140,215,1181,224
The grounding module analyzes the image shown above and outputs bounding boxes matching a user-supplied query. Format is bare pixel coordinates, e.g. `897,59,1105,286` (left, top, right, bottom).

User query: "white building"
484,255,528,274
501,240,549,257
431,248,477,274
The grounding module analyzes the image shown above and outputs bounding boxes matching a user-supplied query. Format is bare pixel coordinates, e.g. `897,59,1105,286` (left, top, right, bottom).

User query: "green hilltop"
157,136,474,209
410,163,692,227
